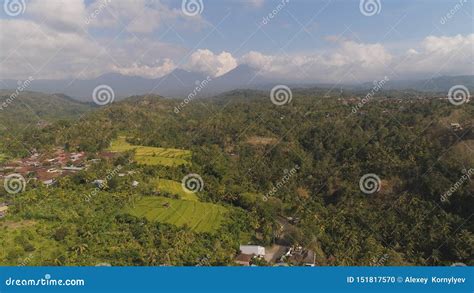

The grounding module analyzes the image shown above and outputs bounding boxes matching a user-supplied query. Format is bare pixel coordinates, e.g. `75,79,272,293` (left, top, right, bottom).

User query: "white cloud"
24,0,207,34
0,0,191,79
406,48,419,55
0,19,104,79
0,17,186,79
396,34,474,78
241,51,273,72
422,34,472,55
240,40,393,82
84,0,207,34
248,0,265,7
0,0,472,84
326,41,392,68
239,35,473,82
111,58,176,78
27,0,88,32
184,49,238,77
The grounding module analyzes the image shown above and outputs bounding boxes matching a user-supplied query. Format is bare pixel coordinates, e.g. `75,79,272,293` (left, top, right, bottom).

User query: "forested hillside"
0,90,472,266
0,91,91,160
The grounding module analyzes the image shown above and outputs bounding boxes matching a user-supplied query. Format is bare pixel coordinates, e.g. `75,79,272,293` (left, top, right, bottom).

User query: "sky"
0,0,473,83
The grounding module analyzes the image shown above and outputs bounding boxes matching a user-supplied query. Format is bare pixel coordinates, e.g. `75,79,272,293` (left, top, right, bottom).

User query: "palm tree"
53,257,63,266
72,244,89,255
146,250,158,265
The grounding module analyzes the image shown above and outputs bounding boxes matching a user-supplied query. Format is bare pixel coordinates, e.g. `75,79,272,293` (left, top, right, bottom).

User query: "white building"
62,166,84,171
92,179,105,187
240,245,265,257
43,179,54,186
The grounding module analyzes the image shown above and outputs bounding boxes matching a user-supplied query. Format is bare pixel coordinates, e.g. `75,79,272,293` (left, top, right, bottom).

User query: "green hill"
0,90,91,130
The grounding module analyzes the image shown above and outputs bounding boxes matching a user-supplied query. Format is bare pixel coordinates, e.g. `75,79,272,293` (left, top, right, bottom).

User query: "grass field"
153,178,199,201
109,137,191,166
0,153,8,163
127,197,228,233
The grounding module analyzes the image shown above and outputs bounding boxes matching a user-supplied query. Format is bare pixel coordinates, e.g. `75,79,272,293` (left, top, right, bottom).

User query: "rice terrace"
108,136,191,167
126,197,228,233
153,178,199,201
127,178,228,233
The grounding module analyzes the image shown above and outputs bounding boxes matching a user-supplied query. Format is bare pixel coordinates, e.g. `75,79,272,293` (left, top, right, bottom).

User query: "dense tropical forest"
0,89,473,266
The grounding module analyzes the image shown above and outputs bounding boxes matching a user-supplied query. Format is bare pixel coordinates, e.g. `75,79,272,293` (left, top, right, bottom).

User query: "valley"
0,89,472,266
0,0,472,291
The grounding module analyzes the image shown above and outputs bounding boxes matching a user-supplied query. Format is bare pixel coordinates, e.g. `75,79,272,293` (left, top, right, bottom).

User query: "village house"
450,123,463,132
99,151,117,160
240,245,265,256
70,152,85,162
235,245,265,266
36,169,59,186
62,166,84,171
0,203,9,218
0,147,95,187
93,180,105,187
285,246,316,267
235,245,266,266
235,254,253,266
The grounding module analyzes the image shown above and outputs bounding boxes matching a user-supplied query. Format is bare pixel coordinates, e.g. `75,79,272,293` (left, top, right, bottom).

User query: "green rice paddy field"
109,137,191,167
127,197,228,233
153,178,199,201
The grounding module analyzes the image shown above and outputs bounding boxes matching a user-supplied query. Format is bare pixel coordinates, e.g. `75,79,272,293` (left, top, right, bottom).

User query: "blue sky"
162,0,472,54
0,0,473,82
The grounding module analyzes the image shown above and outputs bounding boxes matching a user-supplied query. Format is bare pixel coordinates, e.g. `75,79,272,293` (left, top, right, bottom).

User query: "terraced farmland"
127,197,228,233
109,137,191,166
153,178,199,201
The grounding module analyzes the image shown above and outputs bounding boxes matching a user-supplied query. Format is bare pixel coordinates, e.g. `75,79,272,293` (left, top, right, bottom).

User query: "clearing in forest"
152,178,199,201
127,197,228,233
246,136,278,146
108,136,191,166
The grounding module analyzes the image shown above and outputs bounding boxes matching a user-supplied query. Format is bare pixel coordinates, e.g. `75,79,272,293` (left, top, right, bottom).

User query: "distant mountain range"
358,75,474,92
0,65,265,102
1,66,472,102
